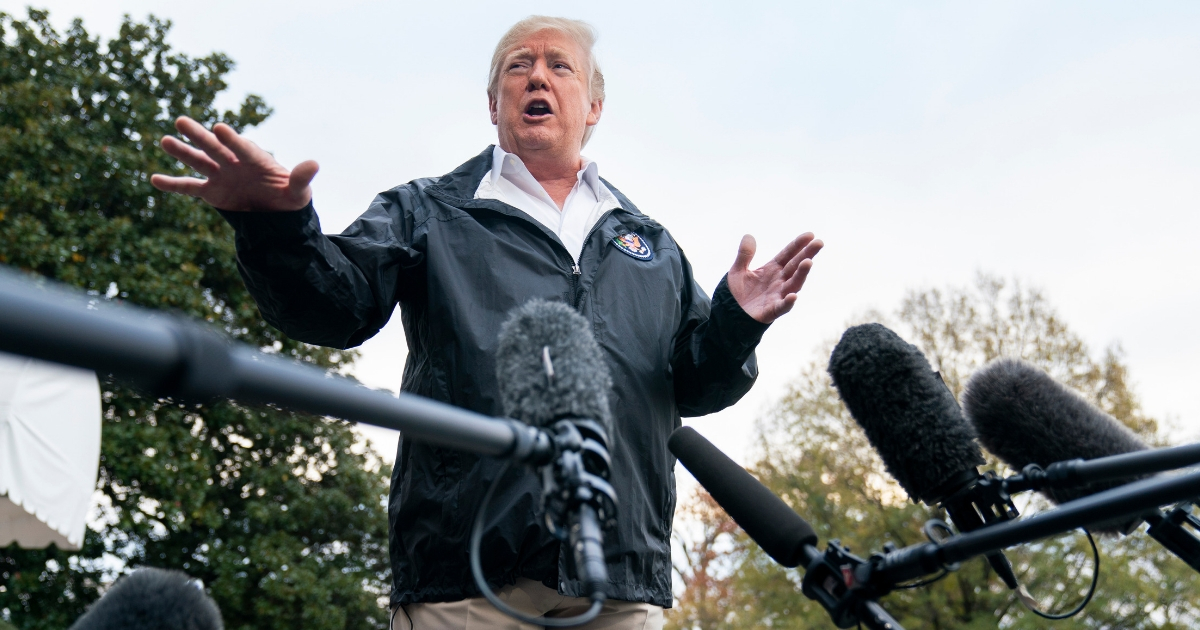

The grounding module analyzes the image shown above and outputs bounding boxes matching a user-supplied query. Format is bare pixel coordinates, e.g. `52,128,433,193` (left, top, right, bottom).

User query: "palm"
150,116,317,212
727,233,823,324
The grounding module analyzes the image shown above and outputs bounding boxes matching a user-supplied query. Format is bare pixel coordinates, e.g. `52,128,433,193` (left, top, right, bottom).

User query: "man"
151,16,822,630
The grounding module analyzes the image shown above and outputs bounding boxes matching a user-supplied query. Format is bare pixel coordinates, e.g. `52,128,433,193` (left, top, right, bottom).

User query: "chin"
511,127,565,151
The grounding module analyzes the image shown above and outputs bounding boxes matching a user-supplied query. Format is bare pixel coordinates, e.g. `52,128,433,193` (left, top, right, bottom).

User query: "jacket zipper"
570,263,582,308
569,209,619,309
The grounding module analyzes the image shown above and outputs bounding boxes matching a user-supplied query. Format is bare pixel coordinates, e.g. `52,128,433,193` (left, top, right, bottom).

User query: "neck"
502,142,582,210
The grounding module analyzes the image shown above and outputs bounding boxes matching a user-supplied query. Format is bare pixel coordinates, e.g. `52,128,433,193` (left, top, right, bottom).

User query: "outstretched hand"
727,233,823,324
150,116,317,212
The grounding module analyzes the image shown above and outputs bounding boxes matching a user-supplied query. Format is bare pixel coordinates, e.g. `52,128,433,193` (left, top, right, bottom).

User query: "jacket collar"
424,145,495,202
426,146,649,222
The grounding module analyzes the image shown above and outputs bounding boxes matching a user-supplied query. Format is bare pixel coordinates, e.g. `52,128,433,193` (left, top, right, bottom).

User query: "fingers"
289,160,320,194
755,292,799,325
778,238,822,297
774,293,799,319
150,173,206,197
782,238,824,278
212,122,263,162
772,232,816,265
731,234,756,272
160,135,220,177
175,116,238,164
781,258,814,295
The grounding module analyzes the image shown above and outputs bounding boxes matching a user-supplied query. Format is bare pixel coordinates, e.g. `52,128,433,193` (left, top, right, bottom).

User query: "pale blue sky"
12,1,1200,468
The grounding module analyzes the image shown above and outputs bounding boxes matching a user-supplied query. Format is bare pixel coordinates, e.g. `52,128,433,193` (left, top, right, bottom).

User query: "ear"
488,92,499,125
586,98,603,127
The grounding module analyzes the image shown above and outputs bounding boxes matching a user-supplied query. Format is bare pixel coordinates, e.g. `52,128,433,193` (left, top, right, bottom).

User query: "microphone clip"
539,418,618,538
940,470,1021,527
801,539,934,630
539,417,618,601
800,540,869,628
938,470,1021,589
1145,502,1200,572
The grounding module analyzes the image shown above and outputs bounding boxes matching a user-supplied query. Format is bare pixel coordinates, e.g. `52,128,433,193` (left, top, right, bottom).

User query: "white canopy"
0,352,101,550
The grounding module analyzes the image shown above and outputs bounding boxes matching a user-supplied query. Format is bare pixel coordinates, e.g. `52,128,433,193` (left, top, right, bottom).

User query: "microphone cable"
1015,527,1099,620
468,461,602,628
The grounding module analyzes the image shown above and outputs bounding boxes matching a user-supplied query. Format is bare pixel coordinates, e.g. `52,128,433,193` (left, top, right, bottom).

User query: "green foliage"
0,9,389,629
669,274,1199,629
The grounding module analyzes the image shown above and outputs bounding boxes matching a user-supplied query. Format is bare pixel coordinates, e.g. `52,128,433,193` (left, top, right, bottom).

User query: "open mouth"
524,100,552,118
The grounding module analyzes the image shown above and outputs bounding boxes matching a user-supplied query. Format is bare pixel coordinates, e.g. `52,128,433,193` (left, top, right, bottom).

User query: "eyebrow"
506,48,535,63
544,47,576,62
505,46,578,65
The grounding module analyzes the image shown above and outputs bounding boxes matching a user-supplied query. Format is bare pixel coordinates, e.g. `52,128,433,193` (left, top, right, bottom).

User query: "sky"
10,1,1200,475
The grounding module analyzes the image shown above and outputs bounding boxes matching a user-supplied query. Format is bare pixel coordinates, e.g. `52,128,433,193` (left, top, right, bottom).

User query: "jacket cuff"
217,202,320,249
709,275,770,361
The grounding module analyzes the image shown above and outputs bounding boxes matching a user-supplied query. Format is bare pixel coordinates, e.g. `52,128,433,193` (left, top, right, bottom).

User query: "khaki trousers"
390,579,664,630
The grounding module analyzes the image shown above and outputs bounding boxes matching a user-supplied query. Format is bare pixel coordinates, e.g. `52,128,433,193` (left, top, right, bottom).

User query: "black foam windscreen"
828,323,985,504
962,357,1148,505
69,567,223,630
669,426,817,568
495,299,612,433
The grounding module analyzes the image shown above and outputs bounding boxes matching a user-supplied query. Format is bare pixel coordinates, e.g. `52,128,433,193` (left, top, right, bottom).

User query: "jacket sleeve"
670,256,770,417
218,189,423,349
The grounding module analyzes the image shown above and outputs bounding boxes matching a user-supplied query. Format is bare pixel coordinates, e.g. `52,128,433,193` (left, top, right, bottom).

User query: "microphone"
668,426,818,567
495,299,612,433
69,567,223,630
961,358,1154,533
828,323,1019,589
494,299,616,604
961,359,1200,569
669,427,909,630
961,358,1147,503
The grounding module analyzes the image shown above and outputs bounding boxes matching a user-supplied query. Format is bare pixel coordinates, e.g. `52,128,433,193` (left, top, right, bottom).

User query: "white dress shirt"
474,146,622,264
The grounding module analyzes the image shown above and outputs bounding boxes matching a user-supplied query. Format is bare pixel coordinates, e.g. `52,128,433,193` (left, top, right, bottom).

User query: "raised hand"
727,233,823,324
150,116,318,212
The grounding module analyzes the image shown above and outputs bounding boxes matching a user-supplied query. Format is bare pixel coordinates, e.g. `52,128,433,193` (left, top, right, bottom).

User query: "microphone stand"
1002,444,1200,572
798,468,1200,629
0,270,615,626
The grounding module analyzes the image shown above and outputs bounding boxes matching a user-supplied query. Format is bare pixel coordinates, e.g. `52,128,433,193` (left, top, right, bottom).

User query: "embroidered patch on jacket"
612,232,653,261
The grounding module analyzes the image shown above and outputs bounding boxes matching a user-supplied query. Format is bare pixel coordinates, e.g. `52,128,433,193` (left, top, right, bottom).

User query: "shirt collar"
490,145,602,197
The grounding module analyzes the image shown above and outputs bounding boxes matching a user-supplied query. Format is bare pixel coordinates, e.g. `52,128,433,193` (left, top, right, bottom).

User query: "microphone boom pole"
869,467,1200,587
1006,442,1200,492
1002,445,1200,572
0,269,551,465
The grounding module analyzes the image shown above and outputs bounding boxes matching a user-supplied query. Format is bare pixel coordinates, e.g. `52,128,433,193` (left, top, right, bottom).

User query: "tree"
670,491,749,629
0,9,391,629
668,274,1199,629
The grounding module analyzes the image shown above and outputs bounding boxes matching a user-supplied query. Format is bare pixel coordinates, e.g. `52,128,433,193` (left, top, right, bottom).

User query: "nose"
526,60,550,91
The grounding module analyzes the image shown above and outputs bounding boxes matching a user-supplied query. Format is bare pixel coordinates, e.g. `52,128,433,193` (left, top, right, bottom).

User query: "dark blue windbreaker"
219,147,768,608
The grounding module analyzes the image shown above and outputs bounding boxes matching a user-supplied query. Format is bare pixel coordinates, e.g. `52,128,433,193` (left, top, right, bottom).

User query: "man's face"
490,29,602,156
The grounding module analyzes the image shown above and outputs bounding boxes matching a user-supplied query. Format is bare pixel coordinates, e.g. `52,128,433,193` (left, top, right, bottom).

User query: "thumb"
289,160,320,193
731,234,756,272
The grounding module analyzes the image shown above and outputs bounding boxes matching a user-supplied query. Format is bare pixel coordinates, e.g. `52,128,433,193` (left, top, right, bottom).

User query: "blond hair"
487,16,606,147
